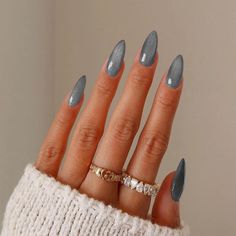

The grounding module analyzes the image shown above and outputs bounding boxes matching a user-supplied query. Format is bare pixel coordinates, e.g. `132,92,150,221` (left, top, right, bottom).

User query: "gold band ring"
90,163,122,182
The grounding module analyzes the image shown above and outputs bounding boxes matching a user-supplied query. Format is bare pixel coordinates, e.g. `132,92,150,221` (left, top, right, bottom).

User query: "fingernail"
140,31,158,66
106,40,126,77
166,55,184,88
171,158,185,202
68,75,86,107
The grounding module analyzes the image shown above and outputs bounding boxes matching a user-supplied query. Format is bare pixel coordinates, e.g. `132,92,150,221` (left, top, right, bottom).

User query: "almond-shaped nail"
140,31,158,66
166,55,184,88
171,158,185,202
68,75,86,107
106,40,126,77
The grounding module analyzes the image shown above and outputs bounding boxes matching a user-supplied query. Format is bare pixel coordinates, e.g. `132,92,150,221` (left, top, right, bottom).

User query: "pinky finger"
152,159,185,228
35,76,86,177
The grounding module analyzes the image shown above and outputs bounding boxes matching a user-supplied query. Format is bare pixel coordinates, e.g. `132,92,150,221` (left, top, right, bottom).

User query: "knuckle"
141,131,169,160
111,118,138,143
130,73,152,88
77,125,101,149
55,115,69,128
96,81,113,97
156,94,177,110
39,142,65,165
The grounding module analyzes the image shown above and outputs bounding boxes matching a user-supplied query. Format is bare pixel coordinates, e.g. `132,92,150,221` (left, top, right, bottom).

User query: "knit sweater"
1,165,190,236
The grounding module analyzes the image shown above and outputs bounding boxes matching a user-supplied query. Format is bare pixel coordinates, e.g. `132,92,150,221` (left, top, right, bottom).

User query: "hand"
35,31,185,229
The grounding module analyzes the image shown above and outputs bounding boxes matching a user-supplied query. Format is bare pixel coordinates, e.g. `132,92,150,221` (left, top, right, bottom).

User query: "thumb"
151,159,185,228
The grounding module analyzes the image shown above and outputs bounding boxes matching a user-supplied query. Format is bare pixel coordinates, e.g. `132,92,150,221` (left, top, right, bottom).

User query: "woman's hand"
35,31,185,229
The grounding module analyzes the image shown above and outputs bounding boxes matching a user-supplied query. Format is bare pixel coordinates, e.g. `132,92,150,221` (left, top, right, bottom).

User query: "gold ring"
89,163,122,182
121,172,160,197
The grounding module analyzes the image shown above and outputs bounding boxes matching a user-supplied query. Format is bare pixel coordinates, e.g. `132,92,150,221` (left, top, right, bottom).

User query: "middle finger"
80,31,158,204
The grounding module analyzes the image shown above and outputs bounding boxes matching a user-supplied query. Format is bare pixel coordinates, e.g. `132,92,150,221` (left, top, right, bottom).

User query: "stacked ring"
89,163,160,197
121,172,160,197
90,163,122,182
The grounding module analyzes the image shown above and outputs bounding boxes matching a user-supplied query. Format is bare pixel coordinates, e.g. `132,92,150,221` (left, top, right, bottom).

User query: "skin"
35,43,184,229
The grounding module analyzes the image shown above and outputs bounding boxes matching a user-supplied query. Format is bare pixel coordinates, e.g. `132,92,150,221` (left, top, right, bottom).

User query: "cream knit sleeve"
1,165,189,236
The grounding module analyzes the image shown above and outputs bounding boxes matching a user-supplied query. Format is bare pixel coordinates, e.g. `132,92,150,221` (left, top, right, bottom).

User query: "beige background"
1,0,236,235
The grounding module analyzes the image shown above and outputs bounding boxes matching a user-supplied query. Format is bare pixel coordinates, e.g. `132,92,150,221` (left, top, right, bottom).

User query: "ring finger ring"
121,172,160,197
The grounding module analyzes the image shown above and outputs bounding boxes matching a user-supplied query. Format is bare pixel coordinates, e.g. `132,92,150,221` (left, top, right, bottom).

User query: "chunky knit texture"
1,165,190,236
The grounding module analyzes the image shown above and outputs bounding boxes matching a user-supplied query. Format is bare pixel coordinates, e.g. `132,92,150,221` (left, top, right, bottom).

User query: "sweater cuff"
1,164,190,236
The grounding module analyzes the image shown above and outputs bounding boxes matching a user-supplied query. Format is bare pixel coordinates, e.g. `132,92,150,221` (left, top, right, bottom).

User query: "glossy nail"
68,75,86,107
140,31,158,66
106,40,126,77
166,55,184,88
171,158,185,202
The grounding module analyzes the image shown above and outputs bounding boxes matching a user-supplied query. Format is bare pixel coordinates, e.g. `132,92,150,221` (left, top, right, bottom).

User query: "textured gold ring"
89,163,122,182
121,172,160,197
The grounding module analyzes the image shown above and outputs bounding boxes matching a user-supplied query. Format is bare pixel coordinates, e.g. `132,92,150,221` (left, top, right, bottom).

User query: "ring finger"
119,55,184,218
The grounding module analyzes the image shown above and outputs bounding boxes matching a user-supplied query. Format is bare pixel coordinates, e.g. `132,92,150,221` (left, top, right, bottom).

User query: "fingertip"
62,91,84,116
160,72,183,92
134,49,159,70
164,55,184,90
67,76,86,108
100,57,125,81
105,40,126,78
152,171,181,229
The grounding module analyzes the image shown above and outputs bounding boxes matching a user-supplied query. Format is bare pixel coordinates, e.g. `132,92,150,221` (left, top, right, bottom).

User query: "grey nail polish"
106,40,126,77
166,55,184,88
68,75,86,107
171,158,185,202
139,31,158,66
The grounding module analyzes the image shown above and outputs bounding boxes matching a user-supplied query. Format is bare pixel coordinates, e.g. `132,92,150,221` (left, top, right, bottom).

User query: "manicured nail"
171,158,185,202
140,31,158,66
68,75,86,107
166,55,184,88
106,40,126,77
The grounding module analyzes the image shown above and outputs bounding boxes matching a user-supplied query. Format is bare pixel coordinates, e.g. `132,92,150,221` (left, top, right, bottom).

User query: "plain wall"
0,0,54,224
1,0,236,235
